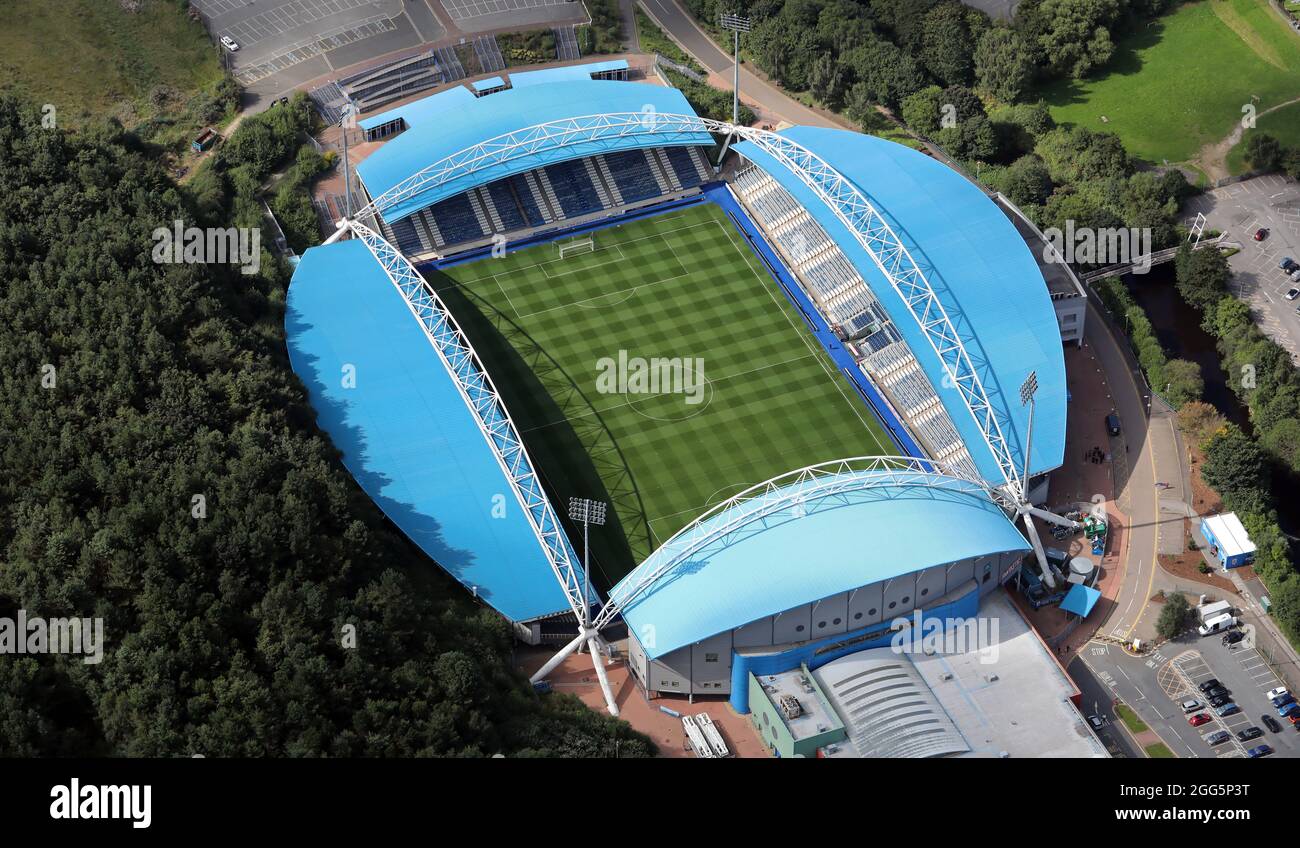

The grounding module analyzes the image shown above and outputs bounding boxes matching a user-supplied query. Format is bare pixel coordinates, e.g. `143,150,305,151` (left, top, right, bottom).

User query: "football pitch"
427,202,893,585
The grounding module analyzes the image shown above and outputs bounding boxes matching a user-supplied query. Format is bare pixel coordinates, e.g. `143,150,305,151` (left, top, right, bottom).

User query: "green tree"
921,2,977,86
974,28,1034,102
1162,358,1203,407
1035,0,1119,79
1156,592,1192,639
1202,424,1269,504
1243,133,1283,172
901,85,946,135
1002,154,1053,206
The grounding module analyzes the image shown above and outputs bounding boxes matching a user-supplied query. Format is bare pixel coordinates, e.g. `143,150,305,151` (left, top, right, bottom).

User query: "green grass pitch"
427,202,894,586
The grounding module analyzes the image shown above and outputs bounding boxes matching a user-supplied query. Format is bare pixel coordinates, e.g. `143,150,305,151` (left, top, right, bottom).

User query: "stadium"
286,61,1104,757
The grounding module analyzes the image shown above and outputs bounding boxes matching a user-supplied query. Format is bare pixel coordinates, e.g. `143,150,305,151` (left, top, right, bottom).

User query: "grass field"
0,0,229,149
429,203,894,585
1226,100,1300,174
1040,0,1300,164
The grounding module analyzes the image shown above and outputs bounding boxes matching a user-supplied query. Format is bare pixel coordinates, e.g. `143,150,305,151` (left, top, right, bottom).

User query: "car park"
1262,715,1282,733
1205,730,1231,746
1181,698,1203,713
1216,702,1240,717
1189,712,1212,727
1239,726,1265,741
1247,744,1274,758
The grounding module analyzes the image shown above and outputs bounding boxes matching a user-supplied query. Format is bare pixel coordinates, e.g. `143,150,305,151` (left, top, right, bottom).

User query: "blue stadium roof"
471,75,507,92
734,129,1067,484
285,239,582,622
357,84,476,131
509,60,629,87
616,470,1030,659
356,80,712,223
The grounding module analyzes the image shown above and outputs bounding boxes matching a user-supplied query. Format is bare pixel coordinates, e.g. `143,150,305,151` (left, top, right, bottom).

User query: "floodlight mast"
716,13,751,168
563,497,617,715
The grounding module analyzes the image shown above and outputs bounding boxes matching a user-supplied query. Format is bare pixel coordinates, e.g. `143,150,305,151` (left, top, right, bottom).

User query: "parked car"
1106,413,1121,436
1281,256,1299,273
1223,630,1246,645
1206,684,1229,699
1278,701,1300,718
1262,715,1282,733
1270,692,1294,708
1287,712,1300,726
1292,269,1300,282
1210,693,1232,708
1199,678,1222,693
1216,702,1241,717
1181,698,1204,713
1255,228,1268,241
1247,744,1274,758
1239,726,1265,741
1287,288,1300,301
1205,729,1231,746
220,35,240,51
1189,712,1213,727
1269,687,1290,701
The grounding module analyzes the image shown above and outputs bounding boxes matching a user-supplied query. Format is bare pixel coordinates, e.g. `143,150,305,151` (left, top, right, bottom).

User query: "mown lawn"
1039,0,1300,164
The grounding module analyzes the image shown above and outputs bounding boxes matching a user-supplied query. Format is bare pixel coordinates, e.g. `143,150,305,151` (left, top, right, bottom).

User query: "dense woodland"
0,96,653,757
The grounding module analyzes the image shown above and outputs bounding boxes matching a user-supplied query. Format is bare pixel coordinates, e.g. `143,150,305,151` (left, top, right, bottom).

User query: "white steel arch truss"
593,456,1014,630
348,220,590,622
349,114,1024,503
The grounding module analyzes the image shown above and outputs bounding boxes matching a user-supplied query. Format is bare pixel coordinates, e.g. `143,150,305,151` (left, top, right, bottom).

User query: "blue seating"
485,179,528,231
664,146,704,188
429,192,483,246
508,174,547,226
387,217,424,256
543,160,602,218
602,150,662,203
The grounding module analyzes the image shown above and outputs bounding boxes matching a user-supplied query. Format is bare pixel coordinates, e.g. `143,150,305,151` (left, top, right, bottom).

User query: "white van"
1198,613,1238,636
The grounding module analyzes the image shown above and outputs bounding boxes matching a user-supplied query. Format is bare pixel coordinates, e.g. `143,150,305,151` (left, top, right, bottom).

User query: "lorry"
1196,600,1233,623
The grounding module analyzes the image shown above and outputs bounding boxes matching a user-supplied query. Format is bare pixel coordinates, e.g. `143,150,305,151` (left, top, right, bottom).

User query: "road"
637,0,840,128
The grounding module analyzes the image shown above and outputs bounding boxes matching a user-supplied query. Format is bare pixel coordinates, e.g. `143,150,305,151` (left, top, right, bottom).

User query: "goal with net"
557,235,595,258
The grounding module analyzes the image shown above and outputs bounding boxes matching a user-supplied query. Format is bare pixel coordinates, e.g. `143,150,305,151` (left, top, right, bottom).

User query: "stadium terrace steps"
593,156,625,206
581,158,615,209
651,149,683,192
664,145,708,188
476,186,505,233
473,36,506,74
543,159,603,218
554,26,581,61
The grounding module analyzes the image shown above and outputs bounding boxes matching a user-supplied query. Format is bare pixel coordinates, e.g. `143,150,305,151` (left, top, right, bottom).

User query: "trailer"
696,712,730,758
191,127,220,153
1196,600,1232,624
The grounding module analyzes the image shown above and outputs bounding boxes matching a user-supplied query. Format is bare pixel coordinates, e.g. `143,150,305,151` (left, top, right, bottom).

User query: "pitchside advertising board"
0,760,1281,832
